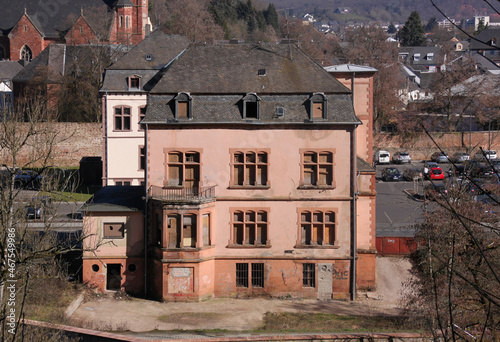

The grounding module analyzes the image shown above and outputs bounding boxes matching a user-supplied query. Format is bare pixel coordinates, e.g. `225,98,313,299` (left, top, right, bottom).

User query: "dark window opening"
236,263,249,287
303,263,315,287
251,263,264,287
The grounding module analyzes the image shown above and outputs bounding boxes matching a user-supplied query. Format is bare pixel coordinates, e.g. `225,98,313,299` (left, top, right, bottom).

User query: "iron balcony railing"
148,185,216,203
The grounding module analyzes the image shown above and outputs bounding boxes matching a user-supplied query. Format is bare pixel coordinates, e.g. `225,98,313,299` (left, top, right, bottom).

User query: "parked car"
451,152,470,163
14,170,42,190
430,151,449,163
381,167,402,181
429,167,445,180
448,164,466,178
25,196,52,220
474,150,497,161
425,182,448,200
392,151,411,164
423,162,439,179
403,168,423,181
374,150,391,164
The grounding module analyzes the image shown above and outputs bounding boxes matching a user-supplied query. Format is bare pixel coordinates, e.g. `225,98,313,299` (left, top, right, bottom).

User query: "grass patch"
259,312,417,333
24,277,82,324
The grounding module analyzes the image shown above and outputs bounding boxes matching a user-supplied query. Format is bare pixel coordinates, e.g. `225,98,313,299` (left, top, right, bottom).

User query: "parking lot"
375,156,500,237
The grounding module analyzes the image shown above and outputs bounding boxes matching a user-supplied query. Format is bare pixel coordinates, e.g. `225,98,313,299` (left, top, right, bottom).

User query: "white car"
374,150,390,164
474,150,497,161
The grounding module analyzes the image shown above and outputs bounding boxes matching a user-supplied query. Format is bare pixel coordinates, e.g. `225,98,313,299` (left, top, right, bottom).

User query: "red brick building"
0,0,149,62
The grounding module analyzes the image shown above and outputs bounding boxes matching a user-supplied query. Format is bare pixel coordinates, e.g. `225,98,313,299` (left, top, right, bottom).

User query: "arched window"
20,45,32,62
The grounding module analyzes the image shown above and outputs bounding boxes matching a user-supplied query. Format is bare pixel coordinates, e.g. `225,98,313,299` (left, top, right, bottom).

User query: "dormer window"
413,53,420,61
243,93,260,120
128,76,141,90
309,93,327,120
492,38,497,46
174,92,192,119
426,53,434,61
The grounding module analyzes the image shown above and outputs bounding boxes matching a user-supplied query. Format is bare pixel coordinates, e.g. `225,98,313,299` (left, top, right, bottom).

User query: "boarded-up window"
302,151,333,186
178,101,188,118
299,210,336,246
103,223,124,239
183,214,196,248
166,151,200,187
313,102,323,118
202,214,211,246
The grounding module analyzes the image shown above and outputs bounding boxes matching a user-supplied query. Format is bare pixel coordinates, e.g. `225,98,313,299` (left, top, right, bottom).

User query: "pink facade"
87,43,377,301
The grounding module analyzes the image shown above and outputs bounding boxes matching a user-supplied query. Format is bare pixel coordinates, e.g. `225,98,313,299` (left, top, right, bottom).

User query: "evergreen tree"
265,3,279,32
398,11,426,46
425,17,438,32
474,18,487,35
387,23,396,34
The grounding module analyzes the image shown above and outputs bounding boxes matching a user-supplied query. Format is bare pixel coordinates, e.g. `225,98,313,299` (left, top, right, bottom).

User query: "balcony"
148,185,216,204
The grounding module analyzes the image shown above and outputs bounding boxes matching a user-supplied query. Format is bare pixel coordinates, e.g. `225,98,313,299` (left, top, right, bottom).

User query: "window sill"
297,185,335,190
294,244,340,249
228,185,270,190
112,129,133,132
227,244,271,249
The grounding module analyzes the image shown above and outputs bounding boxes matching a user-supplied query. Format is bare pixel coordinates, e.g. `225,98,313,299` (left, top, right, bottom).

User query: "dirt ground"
70,257,412,333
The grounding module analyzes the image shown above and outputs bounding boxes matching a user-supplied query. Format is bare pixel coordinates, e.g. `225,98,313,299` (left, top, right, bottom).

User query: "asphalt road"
375,160,441,237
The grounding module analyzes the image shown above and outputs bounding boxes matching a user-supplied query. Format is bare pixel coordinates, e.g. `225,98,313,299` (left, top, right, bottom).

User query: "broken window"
231,209,268,246
167,213,197,249
301,151,334,187
231,150,268,187
103,223,124,239
166,151,200,188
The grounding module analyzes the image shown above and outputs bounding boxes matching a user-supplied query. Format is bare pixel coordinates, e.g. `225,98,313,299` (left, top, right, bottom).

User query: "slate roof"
399,46,442,66
150,43,351,94
143,93,359,125
108,30,191,71
139,43,358,125
470,28,500,50
101,31,191,92
0,0,113,37
357,157,375,173
0,61,24,81
13,44,122,83
81,186,145,212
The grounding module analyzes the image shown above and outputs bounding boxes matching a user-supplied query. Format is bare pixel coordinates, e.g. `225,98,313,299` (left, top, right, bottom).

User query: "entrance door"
106,264,122,291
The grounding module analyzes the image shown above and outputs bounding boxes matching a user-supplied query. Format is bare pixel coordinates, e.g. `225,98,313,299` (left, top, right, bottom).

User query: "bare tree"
342,25,405,132
160,0,224,42
0,94,88,341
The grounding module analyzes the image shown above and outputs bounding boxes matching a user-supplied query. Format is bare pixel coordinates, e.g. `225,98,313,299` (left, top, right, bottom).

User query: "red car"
430,167,445,180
